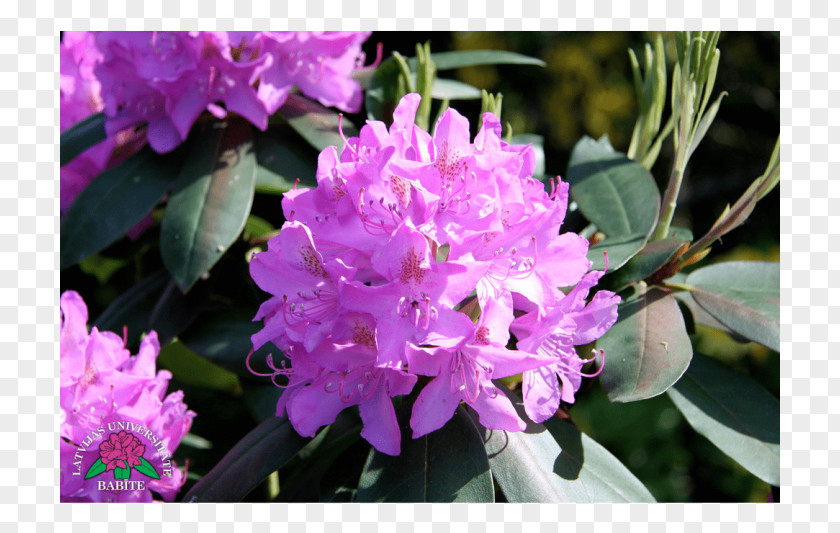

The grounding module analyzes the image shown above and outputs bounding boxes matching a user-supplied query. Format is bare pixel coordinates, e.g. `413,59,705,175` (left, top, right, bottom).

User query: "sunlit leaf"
183,416,309,502
160,118,257,293
686,261,780,352
588,233,649,273
357,406,493,502
157,341,242,395
667,353,780,485
603,238,689,291
61,147,175,269
598,286,693,402
566,135,660,241
60,112,106,166
477,388,655,502
278,94,359,153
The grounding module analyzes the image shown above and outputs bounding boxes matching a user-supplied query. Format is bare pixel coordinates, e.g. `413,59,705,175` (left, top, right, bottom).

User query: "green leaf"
476,388,655,502
160,118,257,293
135,457,161,480
686,261,780,352
566,135,660,240
366,50,544,123
278,93,359,153
60,146,175,269
179,308,273,379
93,271,169,347
183,416,309,502
598,286,693,402
78,254,127,285
587,233,648,272
602,237,689,291
426,50,546,70
157,341,242,395
254,128,318,194
667,353,780,485
243,215,275,242
84,457,107,479
429,78,481,100
357,406,493,503
114,467,131,479
60,112,106,166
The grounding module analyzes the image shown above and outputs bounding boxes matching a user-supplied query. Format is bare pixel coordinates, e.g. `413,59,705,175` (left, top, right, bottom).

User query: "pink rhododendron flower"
93,31,372,153
250,93,619,455
60,31,146,217
59,290,195,503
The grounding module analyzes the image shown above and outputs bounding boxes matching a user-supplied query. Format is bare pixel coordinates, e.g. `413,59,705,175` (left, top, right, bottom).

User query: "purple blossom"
59,291,195,502
250,94,619,454
92,31,372,153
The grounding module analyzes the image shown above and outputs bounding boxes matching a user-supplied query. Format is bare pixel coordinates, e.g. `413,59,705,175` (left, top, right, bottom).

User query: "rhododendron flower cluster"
92,31,372,153
60,31,145,215
249,94,620,456
59,291,195,502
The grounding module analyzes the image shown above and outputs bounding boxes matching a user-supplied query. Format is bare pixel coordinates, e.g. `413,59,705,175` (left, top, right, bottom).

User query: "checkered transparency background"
2,0,827,529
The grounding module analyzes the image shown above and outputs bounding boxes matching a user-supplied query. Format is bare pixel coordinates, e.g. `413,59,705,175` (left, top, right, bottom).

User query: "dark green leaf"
60,112,106,166
183,416,309,502
179,308,273,379
157,341,242,395
94,271,169,347
84,457,107,479
566,135,660,239
278,94,359,153
254,128,318,194
476,388,654,502
357,406,493,502
587,233,648,272
160,118,257,292
598,286,693,402
686,261,780,352
61,147,175,269
242,384,284,422
135,457,161,480
603,238,688,291
667,353,780,485
145,278,202,346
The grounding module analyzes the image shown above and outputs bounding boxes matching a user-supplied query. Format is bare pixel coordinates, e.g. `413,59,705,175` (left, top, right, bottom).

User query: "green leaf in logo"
135,457,161,480
84,458,107,480
114,467,131,479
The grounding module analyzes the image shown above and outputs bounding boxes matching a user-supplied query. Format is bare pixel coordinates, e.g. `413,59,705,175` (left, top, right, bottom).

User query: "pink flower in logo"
98,431,146,471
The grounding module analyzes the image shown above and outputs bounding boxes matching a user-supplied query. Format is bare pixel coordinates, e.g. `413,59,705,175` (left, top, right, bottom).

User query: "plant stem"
653,164,684,240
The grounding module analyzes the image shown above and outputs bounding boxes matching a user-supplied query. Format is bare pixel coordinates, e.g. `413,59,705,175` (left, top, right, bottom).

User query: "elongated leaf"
429,78,482,100
183,416,309,502
157,341,242,395
566,136,660,240
60,112,106,166
60,147,175,269
160,118,257,292
603,237,688,291
179,308,274,378
686,261,780,352
667,353,780,485
426,50,546,70
84,457,107,479
366,51,544,122
278,94,359,153
254,128,318,194
357,406,493,503
476,388,654,502
135,457,161,480
94,270,169,347
598,286,693,402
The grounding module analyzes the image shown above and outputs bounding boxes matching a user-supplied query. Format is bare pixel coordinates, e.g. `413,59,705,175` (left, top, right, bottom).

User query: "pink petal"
410,374,461,438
